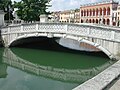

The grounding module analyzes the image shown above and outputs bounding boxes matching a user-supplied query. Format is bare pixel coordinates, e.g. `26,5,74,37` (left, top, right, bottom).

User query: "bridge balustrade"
1,23,120,43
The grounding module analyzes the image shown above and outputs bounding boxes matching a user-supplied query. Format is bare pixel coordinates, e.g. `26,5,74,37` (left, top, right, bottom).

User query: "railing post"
64,24,68,33
21,25,24,32
87,27,90,36
36,23,39,31
111,31,115,40
8,26,10,33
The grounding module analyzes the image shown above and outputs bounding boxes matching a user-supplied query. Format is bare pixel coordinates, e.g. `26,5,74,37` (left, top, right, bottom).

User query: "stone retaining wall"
73,60,120,90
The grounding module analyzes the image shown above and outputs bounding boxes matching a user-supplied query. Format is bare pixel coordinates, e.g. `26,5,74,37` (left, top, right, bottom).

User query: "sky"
12,0,119,11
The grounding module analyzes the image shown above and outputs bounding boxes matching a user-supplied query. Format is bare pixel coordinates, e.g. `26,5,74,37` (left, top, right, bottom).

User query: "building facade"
117,5,120,26
80,0,119,26
59,9,80,23
49,11,60,22
59,10,69,22
74,9,80,23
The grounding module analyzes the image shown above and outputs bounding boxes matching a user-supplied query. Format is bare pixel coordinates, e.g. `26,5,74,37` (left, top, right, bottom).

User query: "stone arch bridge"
1,23,120,59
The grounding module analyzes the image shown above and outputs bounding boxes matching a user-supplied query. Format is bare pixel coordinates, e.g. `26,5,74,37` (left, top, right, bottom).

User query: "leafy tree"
0,0,14,21
14,0,51,22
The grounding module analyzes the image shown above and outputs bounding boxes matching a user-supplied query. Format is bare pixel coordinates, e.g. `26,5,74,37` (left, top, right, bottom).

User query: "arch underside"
9,34,114,59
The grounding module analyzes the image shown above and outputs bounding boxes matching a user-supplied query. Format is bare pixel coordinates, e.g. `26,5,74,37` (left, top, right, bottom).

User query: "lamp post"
8,5,11,23
5,5,12,24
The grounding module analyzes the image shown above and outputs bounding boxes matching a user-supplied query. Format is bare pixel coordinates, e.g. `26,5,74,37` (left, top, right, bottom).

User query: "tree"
14,0,51,22
0,0,14,21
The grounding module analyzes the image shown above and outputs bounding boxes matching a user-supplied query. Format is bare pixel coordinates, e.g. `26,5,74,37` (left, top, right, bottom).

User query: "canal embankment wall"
0,27,3,46
73,60,120,90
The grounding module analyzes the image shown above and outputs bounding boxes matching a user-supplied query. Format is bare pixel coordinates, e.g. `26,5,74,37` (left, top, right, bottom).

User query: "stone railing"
1,23,120,42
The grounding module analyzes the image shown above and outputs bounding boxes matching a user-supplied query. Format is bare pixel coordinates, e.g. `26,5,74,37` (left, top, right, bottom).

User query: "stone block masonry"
73,60,120,90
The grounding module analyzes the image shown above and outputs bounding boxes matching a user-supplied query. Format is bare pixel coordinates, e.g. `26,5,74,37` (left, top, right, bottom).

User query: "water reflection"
2,48,114,84
0,64,7,78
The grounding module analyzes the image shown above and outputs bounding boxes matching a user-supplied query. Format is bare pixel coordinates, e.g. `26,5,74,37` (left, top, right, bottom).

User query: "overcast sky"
12,0,119,11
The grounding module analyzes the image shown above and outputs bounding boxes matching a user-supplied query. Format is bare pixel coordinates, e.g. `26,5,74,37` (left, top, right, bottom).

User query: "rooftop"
80,0,118,7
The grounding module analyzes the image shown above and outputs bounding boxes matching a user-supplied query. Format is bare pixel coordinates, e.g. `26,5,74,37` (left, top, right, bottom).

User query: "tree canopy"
0,0,13,21
14,0,51,22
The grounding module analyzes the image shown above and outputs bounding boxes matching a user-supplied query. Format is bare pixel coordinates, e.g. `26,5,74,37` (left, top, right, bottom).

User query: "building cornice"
80,0,118,8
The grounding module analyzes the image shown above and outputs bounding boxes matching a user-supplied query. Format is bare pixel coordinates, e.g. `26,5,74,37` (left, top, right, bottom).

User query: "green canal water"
0,47,115,90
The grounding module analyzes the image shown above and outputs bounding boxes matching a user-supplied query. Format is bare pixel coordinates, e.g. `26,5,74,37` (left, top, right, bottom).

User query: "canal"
0,38,115,90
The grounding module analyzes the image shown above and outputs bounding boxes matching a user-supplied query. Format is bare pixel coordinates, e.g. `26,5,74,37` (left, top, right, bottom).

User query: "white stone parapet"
1,23,120,59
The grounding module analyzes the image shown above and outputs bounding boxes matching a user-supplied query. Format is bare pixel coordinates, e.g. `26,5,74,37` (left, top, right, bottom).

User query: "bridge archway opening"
57,38,111,59
9,37,63,50
9,36,111,58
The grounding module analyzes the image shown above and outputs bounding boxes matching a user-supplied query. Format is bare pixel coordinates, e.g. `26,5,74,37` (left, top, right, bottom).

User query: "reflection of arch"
3,48,113,83
96,8,98,16
107,19,110,25
100,8,102,15
0,64,7,78
107,7,110,15
103,8,106,15
96,19,98,23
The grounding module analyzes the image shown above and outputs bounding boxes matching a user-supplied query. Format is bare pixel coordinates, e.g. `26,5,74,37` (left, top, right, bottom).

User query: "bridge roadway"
1,23,120,59
2,48,113,84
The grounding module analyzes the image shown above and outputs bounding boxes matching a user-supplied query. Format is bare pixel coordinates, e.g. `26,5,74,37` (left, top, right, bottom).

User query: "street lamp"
5,5,12,24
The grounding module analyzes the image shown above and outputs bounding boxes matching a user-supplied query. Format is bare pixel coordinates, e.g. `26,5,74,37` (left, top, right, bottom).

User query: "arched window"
87,9,89,16
93,9,95,16
84,10,86,16
100,8,102,15
93,19,95,23
96,19,98,23
90,9,92,16
81,10,83,16
103,8,106,15
81,19,83,23
96,8,98,16
107,19,110,25
89,19,91,23
103,19,105,24
107,7,110,15
99,19,101,24
86,19,88,23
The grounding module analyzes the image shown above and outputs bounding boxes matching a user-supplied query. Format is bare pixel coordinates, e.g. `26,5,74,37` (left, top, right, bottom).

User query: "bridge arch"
8,33,114,59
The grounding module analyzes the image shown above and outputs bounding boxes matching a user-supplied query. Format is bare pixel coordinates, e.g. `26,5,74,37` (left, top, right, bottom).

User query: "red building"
80,0,119,26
